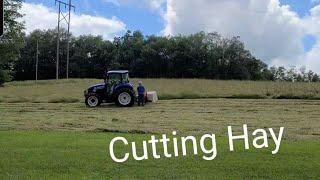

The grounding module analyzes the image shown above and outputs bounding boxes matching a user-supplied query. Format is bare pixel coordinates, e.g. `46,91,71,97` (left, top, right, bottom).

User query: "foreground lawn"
1,79,320,103
1,99,320,140
0,131,319,179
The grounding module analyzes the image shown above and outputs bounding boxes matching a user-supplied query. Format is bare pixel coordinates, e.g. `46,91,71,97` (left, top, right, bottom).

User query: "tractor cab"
104,70,130,89
85,70,135,107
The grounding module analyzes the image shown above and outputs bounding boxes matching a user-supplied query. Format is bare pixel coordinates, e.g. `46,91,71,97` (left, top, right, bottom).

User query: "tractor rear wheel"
115,88,135,107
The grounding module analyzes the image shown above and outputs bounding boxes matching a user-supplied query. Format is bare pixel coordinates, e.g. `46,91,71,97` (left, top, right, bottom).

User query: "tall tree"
0,0,24,85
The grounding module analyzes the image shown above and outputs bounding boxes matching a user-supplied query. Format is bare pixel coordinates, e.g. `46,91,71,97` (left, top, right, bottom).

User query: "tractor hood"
87,83,105,92
90,83,105,88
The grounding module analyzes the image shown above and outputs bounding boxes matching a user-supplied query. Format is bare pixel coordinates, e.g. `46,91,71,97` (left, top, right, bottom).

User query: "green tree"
70,35,115,78
13,29,278,81
14,28,70,80
0,0,24,85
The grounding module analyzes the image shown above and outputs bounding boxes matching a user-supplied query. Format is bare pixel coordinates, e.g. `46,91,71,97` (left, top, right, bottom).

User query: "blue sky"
280,0,318,52
25,0,165,35
281,0,315,16
23,0,320,71
25,0,317,35
25,0,317,51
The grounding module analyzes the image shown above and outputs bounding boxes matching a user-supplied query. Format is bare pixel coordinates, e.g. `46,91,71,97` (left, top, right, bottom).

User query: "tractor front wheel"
115,88,135,107
85,95,101,108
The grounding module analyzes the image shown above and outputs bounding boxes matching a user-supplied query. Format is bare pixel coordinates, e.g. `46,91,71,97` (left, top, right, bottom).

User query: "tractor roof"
107,70,129,74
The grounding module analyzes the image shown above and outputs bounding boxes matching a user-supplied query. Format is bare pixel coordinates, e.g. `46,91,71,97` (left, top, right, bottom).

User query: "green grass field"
0,79,320,179
0,131,319,179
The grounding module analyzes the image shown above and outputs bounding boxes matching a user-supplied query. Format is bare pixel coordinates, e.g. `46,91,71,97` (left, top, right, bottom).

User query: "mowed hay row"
134,79,320,99
1,79,320,103
1,99,320,140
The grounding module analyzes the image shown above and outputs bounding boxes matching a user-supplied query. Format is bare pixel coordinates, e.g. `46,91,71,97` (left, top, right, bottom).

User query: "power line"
55,0,75,80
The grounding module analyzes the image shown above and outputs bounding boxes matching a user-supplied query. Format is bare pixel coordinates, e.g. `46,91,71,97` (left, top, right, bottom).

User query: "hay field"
1,99,319,140
1,79,320,179
0,79,320,103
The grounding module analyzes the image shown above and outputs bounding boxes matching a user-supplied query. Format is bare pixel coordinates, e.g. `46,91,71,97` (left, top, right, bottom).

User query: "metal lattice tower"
55,0,75,80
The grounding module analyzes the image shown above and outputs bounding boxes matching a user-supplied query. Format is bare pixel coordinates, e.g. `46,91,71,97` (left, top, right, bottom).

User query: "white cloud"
102,0,120,6
302,5,320,71
147,0,166,11
21,3,126,40
163,0,320,72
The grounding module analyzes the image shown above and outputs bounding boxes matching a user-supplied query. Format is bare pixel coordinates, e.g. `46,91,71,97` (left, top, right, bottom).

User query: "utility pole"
36,39,39,82
55,0,75,80
56,1,61,80
66,0,72,79
0,0,3,37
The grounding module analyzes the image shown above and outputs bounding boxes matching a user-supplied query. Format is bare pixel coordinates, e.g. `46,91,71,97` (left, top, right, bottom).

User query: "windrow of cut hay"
0,79,320,103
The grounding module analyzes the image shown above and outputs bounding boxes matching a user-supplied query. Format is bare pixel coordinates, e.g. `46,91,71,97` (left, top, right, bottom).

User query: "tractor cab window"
122,73,129,83
107,73,121,93
107,73,122,85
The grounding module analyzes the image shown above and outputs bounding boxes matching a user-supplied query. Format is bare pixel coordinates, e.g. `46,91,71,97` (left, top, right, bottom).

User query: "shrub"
0,70,11,86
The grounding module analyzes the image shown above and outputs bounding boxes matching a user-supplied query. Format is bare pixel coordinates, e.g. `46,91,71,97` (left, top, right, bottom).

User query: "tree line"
14,29,272,80
1,0,319,85
13,29,320,82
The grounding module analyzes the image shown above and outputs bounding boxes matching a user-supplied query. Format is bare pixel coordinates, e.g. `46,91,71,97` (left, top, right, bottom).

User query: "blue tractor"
84,70,136,108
